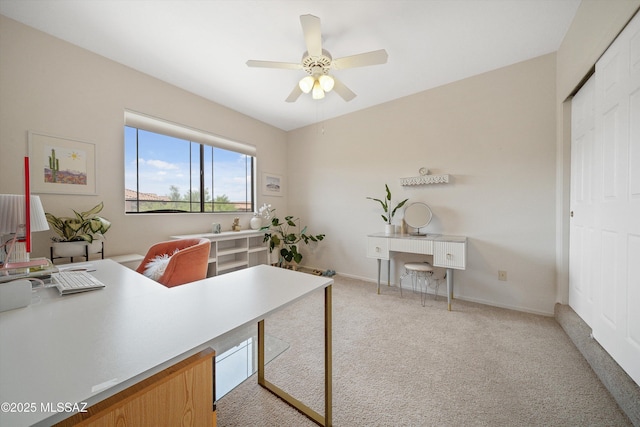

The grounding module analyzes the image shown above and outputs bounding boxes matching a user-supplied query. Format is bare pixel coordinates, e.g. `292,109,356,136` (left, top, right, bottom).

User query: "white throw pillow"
143,254,172,281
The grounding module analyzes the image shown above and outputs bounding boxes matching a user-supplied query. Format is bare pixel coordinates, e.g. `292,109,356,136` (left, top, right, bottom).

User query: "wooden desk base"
55,348,216,427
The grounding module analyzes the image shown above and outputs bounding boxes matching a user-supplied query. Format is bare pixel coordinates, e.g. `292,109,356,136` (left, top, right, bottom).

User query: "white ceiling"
0,0,580,131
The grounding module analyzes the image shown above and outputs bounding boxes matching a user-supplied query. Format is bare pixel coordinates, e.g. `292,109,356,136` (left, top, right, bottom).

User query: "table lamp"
0,194,49,270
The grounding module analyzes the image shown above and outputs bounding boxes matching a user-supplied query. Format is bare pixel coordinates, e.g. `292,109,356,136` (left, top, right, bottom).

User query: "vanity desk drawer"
367,237,389,259
389,238,433,255
433,241,466,269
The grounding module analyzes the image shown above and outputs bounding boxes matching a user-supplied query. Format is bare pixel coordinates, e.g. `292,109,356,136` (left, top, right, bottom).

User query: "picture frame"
28,131,97,195
262,172,283,197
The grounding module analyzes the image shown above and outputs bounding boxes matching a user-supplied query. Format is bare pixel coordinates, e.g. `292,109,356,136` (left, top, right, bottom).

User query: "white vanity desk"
367,232,467,310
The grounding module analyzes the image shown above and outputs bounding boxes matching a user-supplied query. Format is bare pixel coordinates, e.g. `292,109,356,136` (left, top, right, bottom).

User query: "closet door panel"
590,12,640,386
570,75,596,324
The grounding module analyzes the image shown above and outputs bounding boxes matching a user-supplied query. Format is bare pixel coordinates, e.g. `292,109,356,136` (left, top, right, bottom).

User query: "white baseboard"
332,270,554,316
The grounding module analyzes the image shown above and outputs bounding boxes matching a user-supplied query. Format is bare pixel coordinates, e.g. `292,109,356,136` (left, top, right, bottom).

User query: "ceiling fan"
246,14,388,102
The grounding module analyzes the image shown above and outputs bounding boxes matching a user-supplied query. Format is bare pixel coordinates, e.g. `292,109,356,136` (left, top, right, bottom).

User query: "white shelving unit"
170,230,268,277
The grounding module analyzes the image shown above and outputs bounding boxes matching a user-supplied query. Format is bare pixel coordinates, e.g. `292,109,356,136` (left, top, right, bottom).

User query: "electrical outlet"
498,270,507,281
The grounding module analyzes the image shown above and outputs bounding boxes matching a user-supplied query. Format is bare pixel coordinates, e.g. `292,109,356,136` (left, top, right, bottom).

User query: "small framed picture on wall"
29,131,97,195
262,172,283,197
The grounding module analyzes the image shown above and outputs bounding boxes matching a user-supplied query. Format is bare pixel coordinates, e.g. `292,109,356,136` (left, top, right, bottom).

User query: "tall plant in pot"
46,202,111,258
260,209,325,268
367,184,408,234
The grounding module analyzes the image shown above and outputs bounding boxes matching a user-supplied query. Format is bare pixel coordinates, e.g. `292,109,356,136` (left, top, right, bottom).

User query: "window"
124,111,255,214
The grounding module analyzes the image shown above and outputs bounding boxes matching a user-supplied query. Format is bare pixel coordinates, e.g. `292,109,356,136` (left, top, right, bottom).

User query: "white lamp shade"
298,76,315,93
318,75,334,92
0,194,49,235
311,80,325,99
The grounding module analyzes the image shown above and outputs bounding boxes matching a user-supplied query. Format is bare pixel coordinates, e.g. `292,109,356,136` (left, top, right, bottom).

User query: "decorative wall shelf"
400,174,449,186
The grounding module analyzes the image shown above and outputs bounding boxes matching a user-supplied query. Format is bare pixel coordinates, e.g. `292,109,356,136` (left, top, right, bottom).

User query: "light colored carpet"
217,275,631,426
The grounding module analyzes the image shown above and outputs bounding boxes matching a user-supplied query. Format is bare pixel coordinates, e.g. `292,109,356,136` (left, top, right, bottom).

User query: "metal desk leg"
446,268,454,311
258,285,333,426
387,260,391,287
376,259,381,294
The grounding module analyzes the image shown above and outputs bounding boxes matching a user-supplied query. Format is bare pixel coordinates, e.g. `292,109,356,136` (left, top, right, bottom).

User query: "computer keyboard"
53,271,106,295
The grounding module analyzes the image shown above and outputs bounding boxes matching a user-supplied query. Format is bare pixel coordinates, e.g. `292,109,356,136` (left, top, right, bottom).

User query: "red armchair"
136,238,210,288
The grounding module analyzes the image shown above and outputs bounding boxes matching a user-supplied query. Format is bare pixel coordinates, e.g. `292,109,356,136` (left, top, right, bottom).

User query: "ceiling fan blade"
285,85,303,102
246,60,302,70
332,49,388,70
332,77,356,102
300,14,322,57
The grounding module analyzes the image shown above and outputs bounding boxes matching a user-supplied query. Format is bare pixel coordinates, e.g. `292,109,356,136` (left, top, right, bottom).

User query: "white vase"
267,250,280,266
250,215,262,230
385,224,395,235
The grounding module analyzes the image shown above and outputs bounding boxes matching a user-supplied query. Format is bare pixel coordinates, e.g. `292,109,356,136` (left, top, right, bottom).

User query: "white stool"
400,262,438,306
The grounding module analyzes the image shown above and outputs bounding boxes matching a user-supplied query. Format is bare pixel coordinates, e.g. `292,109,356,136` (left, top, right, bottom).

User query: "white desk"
0,260,333,426
367,232,467,310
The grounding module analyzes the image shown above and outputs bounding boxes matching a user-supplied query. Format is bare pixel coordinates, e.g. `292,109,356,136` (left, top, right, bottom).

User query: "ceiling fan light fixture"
318,74,334,92
312,80,325,99
298,76,314,93
246,14,388,103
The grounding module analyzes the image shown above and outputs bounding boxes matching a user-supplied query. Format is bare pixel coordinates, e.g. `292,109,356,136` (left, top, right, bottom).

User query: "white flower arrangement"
258,203,274,220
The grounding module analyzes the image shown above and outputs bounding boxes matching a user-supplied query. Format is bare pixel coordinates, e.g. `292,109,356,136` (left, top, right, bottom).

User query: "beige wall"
288,53,558,315
554,1,639,304
0,15,288,259
557,0,640,100
2,2,638,315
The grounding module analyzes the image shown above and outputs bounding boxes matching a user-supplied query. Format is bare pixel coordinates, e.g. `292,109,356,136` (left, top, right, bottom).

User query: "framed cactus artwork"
28,132,97,195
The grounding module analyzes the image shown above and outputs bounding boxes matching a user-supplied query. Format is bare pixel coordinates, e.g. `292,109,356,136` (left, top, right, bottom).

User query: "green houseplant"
367,184,408,230
46,202,111,243
261,209,325,267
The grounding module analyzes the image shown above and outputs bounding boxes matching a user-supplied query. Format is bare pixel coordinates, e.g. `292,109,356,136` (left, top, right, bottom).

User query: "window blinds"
124,110,256,156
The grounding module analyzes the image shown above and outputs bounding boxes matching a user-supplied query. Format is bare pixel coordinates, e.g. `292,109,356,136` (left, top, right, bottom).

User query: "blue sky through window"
124,127,251,203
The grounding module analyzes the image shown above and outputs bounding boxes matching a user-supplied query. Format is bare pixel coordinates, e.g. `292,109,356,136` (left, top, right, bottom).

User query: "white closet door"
569,75,596,325
577,12,640,386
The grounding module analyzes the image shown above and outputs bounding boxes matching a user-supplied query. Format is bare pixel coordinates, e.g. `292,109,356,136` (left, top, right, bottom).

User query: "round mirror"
404,202,433,234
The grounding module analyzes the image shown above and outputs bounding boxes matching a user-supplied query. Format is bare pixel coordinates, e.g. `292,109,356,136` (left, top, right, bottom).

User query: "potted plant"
260,209,325,268
367,184,408,234
46,202,111,258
